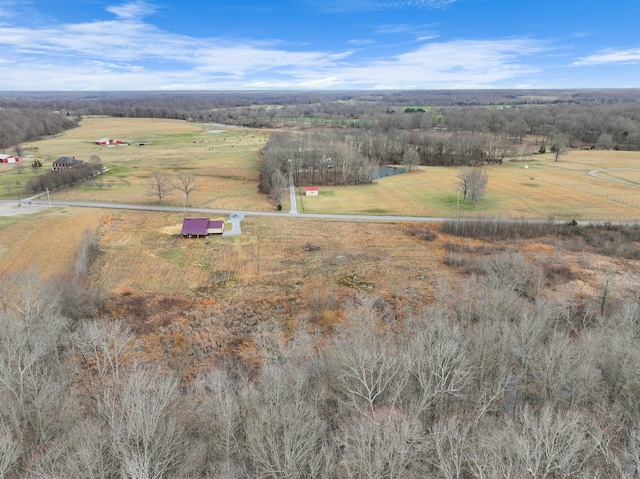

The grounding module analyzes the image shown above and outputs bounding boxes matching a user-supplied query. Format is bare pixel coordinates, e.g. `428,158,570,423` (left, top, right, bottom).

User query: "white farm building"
0,154,20,164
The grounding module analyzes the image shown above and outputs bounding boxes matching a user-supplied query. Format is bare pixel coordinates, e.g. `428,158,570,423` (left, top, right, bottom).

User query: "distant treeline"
0,108,79,151
4,89,640,152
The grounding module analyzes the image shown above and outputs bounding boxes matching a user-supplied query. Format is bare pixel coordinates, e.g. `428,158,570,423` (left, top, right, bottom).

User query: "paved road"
1,198,633,227
288,171,298,214
14,199,446,223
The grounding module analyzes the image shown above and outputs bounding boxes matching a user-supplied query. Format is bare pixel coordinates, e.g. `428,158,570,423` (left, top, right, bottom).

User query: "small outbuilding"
181,217,225,237
207,220,225,235
95,138,123,145
305,186,319,196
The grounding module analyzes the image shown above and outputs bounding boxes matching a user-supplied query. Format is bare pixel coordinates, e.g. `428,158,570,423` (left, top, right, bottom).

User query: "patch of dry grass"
299,151,640,221
0,208,105,278
19,117,274,210
89,211,444,302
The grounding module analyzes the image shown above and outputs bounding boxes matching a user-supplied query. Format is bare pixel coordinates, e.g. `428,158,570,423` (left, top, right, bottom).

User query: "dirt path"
588,167,640,186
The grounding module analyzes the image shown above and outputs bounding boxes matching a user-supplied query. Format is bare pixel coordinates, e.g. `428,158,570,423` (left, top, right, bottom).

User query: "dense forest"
0,109,79,152
2,221,640,477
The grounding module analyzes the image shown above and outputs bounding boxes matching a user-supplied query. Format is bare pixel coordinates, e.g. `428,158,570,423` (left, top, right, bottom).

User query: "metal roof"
181,217,209,235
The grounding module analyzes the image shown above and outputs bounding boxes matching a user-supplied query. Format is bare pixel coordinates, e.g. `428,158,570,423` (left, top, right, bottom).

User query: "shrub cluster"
26,162,103,193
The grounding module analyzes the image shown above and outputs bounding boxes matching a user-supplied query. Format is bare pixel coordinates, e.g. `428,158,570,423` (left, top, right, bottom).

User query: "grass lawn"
297,151,640,221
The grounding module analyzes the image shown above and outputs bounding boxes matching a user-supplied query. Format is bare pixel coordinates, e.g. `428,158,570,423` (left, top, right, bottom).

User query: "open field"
2,117,639,221
1,114,640,292
1,117,276,211
0,207,106,278
298,150,640,221
91,211,443,300
5,204,639,378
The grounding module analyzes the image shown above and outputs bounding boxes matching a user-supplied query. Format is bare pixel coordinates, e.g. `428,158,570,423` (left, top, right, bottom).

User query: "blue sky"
0,0,639,90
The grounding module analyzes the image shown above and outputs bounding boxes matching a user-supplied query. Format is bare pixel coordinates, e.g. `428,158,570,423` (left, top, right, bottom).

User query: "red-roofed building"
95,138,123,145
0,154,19,163
181,217,225,237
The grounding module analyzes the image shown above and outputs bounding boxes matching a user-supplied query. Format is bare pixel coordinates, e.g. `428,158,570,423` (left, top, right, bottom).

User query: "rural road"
289,172,298,215
0,198,628,227
13,199,447,223
1,198,618,227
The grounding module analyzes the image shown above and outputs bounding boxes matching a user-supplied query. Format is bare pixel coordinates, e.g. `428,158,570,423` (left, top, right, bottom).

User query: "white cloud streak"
106,1,159,19
0,2,545,90
306,0,457,13
574,48,640,66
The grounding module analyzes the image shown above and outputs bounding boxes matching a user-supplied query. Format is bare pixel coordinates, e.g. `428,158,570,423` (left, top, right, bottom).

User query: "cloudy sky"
0,0,638,90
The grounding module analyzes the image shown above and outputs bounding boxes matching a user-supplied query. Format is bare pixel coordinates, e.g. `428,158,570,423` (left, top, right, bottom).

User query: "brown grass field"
1,117,640,305
0,117,638,220
1,117,639,377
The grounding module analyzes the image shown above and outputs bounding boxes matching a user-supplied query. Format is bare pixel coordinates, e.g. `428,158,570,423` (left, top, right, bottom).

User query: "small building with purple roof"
181,217,225,237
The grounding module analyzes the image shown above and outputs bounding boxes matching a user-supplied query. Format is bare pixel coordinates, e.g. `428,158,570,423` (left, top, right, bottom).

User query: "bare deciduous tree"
457,167,488,205
268,169,286,206
427,417,470,479
337,407,423,479
174,175,197,207
407,314,472,422
72,319,134,403
551,133,570,162
244,366,333,479
327,325,410,415
401,148,419,172
0,422,21,478
104,365,200,479
195,368,246,477
148,171,174,205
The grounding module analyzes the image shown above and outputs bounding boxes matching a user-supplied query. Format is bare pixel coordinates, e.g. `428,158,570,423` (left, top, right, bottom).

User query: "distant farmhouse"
0,154,20,164
181,217,225,238
305,186,319,196
95,137,123,146
52,156,84,171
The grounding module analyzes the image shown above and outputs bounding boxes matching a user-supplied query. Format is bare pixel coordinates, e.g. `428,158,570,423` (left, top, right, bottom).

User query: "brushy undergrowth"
442,218,640,259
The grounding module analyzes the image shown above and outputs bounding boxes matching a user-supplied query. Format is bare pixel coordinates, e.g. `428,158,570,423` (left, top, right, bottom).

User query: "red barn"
95,138,123,145
0,154,19,163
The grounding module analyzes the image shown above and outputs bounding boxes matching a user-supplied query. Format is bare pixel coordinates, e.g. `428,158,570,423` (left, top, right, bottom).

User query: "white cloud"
308,0,457,12
0,0,20,19
0,1,545,90
574,48,640,66
320,38,544,88
106,1,159,20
